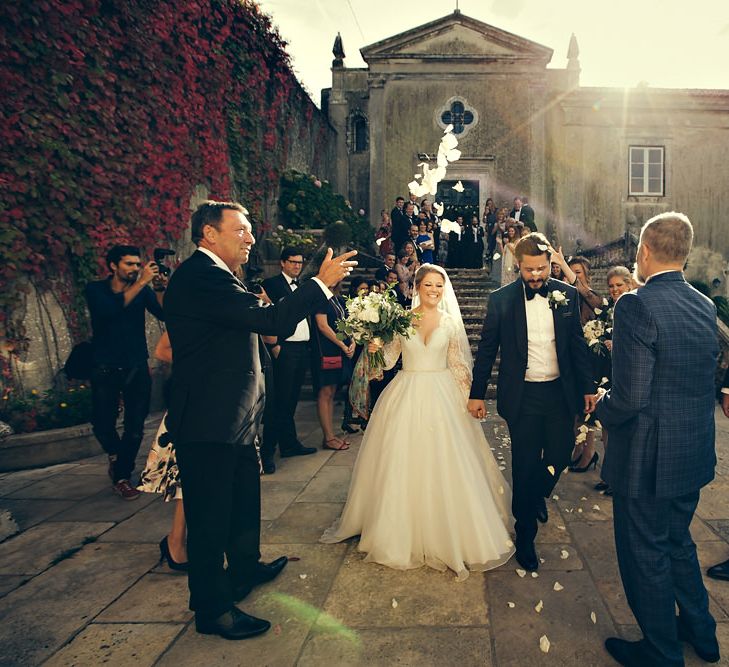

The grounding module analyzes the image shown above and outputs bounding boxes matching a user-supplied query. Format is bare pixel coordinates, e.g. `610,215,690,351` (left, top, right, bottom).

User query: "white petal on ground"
557,525,566,531
531,571,539,578
492,252,501,260
508,601,516,608
581,496,588,501
539,557,545,564
578,508,583,513
392,598,398,608
592,504,601,511
516,569,527,578
554,581,564,591
299,574,308,579
540,635,551,653
535,600,543,613
560,549,569,560
552,495,559,500
591,611,597,624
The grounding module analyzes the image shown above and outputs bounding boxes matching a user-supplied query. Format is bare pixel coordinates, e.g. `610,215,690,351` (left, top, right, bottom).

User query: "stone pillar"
529,77,548,237
329,67,350,197
368,76,386,227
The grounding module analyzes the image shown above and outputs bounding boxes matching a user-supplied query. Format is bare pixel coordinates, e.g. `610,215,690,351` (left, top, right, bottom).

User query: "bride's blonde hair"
414,263,447,288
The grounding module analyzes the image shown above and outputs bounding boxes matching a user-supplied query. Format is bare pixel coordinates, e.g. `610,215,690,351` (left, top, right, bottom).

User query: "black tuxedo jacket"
164,251,326,446
469,279,593,424
390,207,409,250
510,205,537,232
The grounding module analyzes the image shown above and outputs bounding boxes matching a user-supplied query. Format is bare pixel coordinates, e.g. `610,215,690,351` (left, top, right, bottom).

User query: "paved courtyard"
0,401,728,666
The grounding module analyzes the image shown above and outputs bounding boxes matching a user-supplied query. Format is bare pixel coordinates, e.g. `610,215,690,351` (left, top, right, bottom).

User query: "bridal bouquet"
337,287,418,370
583,299,613,356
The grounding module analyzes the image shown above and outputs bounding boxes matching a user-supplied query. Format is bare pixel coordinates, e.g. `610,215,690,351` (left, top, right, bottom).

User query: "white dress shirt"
283,273,310,342
523,287,560,382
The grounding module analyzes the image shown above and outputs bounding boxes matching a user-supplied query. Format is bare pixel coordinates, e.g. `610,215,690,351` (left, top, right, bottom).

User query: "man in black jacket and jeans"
85,244,166,500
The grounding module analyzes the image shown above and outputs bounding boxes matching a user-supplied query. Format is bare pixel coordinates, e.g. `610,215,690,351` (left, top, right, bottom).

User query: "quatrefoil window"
436,97,478,138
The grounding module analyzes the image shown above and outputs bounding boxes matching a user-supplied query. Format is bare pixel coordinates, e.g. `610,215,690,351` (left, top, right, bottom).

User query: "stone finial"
567,33,580,69
332,32,345,68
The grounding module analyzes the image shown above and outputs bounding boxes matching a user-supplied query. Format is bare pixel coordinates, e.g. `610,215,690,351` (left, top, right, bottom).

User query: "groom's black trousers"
506,380,574,544
175,441,261,618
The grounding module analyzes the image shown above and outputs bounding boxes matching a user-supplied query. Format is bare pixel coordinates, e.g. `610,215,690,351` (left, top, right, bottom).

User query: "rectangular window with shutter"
629,146,664,196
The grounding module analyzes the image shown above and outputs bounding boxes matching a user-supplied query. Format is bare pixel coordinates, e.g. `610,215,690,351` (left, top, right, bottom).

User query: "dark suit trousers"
506,380,574,544
613,492,716,666
266,341,309,452
175,441,261,618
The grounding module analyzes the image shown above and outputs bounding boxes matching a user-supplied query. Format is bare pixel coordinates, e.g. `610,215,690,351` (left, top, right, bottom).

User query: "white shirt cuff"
312,277,333,300
721,387,729,395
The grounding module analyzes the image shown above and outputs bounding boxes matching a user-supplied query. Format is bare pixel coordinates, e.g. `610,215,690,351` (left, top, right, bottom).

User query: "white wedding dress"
321,310,515,580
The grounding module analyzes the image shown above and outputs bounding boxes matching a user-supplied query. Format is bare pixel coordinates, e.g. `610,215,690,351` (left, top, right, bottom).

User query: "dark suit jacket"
510,205,537,232
164,251,326,446
469,279,593,424
390,207,409,251
597,272,718,498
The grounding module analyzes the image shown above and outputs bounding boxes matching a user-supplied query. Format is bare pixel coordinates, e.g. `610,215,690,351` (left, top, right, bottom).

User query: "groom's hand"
317,248,358,287
467,399,487,419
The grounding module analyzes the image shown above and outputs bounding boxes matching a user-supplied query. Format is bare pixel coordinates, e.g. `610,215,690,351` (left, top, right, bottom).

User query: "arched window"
348,112,368,153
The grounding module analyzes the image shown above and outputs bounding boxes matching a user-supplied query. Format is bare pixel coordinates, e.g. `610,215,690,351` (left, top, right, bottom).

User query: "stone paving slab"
0,542,156,665
0,401,727,665
45,622,185,667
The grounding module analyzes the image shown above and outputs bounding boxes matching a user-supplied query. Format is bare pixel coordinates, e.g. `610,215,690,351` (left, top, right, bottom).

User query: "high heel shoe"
159,536,189,572
570,452,599,473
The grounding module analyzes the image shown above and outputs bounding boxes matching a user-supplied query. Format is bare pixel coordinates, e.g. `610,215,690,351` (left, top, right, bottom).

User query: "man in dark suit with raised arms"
597,212,720,666
164,201,356,640
467,233,596,572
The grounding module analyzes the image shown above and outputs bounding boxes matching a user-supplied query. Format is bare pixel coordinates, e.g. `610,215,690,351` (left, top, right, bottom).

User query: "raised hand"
139,261,159,285
317,248,358,287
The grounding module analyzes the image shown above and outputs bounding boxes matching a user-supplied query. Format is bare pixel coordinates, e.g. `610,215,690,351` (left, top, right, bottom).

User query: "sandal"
322,437,350,451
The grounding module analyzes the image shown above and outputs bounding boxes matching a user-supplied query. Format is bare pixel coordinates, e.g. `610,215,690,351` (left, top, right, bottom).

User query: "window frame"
629,145,665,197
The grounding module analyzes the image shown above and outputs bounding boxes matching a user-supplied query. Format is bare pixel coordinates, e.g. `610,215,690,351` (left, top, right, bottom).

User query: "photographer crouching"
85,244,168,500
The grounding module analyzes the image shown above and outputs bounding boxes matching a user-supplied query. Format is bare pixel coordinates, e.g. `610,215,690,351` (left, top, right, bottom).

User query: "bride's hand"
367,338,384,354
467,399,487,419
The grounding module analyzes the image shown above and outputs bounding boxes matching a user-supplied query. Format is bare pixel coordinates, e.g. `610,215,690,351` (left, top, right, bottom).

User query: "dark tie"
524,279,550,301
291,279,299,286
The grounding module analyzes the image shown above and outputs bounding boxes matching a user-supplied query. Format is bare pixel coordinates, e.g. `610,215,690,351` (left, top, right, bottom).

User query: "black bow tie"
290,279,299,286
524,279,550,301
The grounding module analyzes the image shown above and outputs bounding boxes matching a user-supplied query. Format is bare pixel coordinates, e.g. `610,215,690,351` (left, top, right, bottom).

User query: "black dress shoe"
707,557,729,581
677,617,721,662
261,458,276,474
233,556,289,602
604,638,661,667
515,542,539,571
536,498,548,524
280,444,317,457
195,606,270,640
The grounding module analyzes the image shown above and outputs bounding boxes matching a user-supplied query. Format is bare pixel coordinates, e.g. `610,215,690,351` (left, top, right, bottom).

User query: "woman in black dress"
313,282,354,450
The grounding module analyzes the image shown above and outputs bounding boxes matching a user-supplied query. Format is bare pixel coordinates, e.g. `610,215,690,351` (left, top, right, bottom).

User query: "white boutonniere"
548,289,569,310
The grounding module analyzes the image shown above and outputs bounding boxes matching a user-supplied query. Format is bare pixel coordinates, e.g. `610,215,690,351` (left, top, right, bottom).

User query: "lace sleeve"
382,337,402,371
446,320,473,402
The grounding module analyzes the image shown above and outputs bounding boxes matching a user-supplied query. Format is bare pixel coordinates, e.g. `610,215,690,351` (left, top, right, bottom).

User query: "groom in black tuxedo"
164,201,356,640
468,233,595,571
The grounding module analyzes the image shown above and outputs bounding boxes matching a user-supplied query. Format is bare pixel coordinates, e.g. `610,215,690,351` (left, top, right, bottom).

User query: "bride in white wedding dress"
321,264,514,580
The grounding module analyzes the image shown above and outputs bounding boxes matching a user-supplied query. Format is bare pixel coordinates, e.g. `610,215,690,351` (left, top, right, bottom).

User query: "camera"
154,248,175,276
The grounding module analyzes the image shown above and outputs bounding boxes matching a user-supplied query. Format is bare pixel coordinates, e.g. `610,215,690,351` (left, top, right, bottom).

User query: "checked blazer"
597,271,718,498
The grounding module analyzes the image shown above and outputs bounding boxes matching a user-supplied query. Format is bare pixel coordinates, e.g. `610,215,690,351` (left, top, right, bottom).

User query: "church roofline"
360,10,553,63
562,85,729,110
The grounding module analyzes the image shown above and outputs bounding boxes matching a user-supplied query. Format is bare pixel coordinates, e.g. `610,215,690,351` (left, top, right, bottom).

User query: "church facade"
322,10,729,256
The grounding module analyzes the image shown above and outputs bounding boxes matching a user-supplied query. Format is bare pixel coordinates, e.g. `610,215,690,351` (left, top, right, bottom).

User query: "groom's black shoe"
604,638,663,666
233,556,289,602
280,442,316,457
707,557,729,581
261,457,276,474
536,497,548,524
515,541,539,571
677,616,720,663
195,606,270,640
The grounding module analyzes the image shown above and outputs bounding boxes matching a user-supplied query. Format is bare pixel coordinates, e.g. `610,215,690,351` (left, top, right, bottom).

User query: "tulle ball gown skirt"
321,367,515,580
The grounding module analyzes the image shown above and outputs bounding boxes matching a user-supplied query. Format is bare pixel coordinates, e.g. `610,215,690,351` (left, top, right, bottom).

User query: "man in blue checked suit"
597,212,720,666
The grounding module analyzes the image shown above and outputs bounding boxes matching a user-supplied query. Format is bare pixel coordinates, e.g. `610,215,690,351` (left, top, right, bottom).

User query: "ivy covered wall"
0,0,336,392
